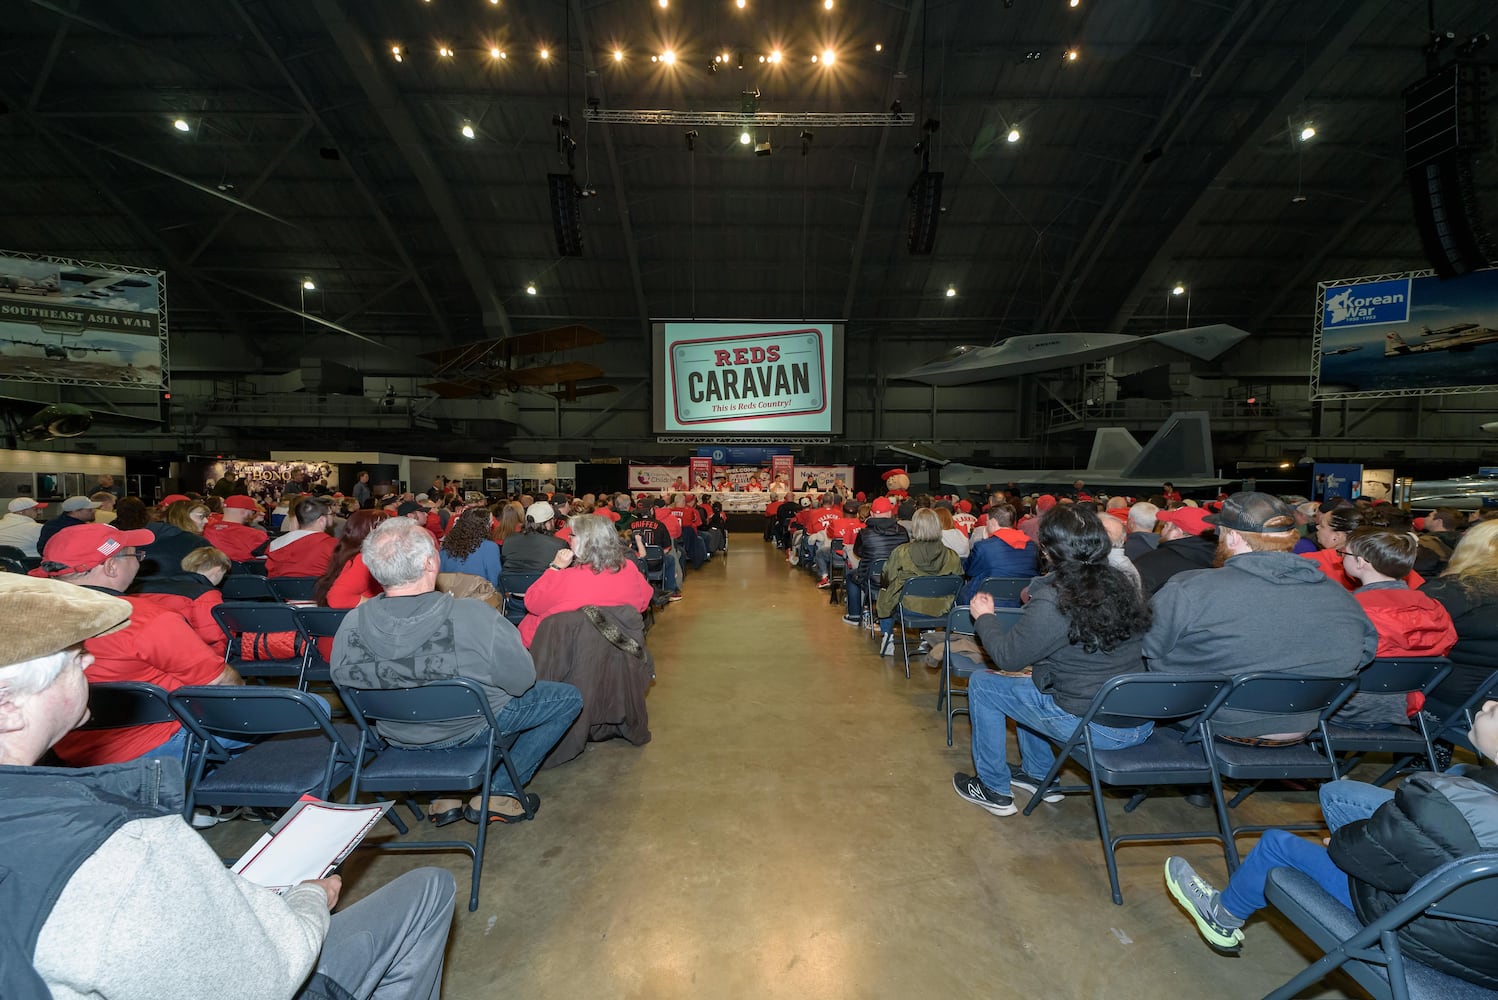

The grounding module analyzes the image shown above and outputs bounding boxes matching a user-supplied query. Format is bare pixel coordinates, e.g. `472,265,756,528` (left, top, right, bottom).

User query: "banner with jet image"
1314,268,1498,399
0,250,167,390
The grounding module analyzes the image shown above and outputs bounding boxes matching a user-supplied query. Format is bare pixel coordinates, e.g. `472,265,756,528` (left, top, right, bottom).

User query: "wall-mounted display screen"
651,321,844,434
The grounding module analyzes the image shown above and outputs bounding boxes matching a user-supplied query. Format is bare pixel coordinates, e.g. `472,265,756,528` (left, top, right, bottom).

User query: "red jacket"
1354,582,1458,658
325,553,382,609
54,595,227,766
266,530,337,578
130,590,226,656
203,521,269,562
1304,549,1425,592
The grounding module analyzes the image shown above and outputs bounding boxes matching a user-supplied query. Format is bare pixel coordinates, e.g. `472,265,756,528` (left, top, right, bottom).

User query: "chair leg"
383,797,410,835
1089,767,1125,906
1209,769,1241,873
1122,790,1150,813
1226,782,1257,809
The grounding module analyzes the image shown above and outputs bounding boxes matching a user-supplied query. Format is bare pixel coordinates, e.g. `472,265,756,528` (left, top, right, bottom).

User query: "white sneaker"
878,633,895,656
191,806,242,829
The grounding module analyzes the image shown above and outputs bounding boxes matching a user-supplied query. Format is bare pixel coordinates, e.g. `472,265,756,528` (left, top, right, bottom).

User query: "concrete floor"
209,532,1364,999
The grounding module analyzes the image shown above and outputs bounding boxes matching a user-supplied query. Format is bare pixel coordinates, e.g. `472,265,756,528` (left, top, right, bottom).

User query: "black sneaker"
1009,768,1064,803
952,772,1017,816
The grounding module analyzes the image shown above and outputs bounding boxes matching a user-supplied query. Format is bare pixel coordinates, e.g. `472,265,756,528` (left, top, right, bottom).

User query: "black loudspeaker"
1404,64,1492,277
548,173,584,257
906,170,943,255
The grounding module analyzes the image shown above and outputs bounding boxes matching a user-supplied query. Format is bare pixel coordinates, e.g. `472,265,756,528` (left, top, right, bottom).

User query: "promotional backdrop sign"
770,454,795,486
1314,268,1498,399
689,456,713,486
1313,463,1363,502
0,250,167,389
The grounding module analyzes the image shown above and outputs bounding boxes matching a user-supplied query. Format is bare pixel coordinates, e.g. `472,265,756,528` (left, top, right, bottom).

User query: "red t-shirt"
266,531,338,578
203,521,269,562
828,516,864,545
53,595,226,765
326,553,383,608
131,590,226,655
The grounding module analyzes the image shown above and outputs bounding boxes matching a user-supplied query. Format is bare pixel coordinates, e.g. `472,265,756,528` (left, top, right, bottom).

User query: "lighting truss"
585,109,914,128
657,436,831,445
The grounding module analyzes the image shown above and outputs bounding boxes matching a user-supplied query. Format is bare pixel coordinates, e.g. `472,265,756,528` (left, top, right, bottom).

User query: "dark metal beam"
842,0,924,321
308,0,511,339
186,118,315,264
27,0,74,111
1107,0,1399,332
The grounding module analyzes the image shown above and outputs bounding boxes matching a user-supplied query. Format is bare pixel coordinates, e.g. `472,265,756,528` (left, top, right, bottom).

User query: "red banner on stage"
770,453,794,489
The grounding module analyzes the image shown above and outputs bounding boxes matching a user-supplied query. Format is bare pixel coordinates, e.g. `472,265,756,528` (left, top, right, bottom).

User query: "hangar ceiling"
1,0,1497,459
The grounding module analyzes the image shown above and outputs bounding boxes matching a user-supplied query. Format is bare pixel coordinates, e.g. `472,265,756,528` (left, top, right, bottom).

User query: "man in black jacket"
1131,505,1216,594
1164,699,1498,990
842,497,909,625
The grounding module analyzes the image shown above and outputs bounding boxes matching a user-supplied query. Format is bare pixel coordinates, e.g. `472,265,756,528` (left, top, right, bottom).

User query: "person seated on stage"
0,574,458,1000
438,508,503,588
1124,501,1160,560
1132,506,1218,596
843,497,909,626
518,514,654,647
874,509,963,657
1419,519,1498,720
40,524,243,767
1143,492,1378,743
331,517,582,826
132,545,232,654
204,494,270,565
265,497,337,578
960,503,1039,605
315,510,391,610
953,505,1155,818
139,499,215,579
1164,698,1498,988
1306,506,1425,592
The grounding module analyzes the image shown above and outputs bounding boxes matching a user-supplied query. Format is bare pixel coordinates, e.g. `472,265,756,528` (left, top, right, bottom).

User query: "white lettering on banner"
670,328,826,425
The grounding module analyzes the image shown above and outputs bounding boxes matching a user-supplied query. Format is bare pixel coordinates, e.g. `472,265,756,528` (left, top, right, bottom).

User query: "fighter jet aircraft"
894,324,1251,386
1384,323,1498,356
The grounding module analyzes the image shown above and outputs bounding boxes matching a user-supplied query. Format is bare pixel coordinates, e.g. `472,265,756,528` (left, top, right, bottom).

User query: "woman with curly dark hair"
953,504,1155,818
438,508,501,586
315,509,391,608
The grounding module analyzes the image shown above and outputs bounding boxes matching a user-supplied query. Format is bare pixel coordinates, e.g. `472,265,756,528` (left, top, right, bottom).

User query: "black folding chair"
827,539,847,604
1421,668,1498,769
1019,673,1233,904
974,575,1028,606
641,545,666,595
220,576,278,602
293,606,351,688
340,678,534,912
860,558,887,638
1264,852,1498,1000
893,574,963,678
267,575,319,603
498,570,543,626
937,606,1024,746
168,686,360,822
1314,657,1452,783
81,680,177,732
212,602,306,681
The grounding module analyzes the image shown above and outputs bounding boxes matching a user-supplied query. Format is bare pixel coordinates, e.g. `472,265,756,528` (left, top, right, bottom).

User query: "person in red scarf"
961,503,1040,604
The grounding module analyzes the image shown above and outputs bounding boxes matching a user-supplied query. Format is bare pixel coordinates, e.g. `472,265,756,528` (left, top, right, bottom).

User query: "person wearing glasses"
37,523,243,767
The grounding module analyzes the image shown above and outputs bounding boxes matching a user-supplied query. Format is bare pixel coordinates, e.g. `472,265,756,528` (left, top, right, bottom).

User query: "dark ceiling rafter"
186,118,316,265
308,0,512,341
227,0,455,346
1106,0,1397,334
1030,0,1272,334
26,0,74,111
569,0,651,340
842,0,925,322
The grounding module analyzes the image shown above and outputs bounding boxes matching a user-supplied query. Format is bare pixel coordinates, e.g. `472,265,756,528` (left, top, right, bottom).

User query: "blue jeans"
428,681,582,798
1216,779,1390,919
846,578,865,618
968,670,1154,794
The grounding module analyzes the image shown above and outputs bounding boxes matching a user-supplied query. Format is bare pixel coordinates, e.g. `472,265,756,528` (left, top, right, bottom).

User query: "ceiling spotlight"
823,0,833,8
490,46,501,58
540,48,550,60
613,48,624,61
1069,0,1080,6
172,118,190,132
769,49,782,63
874,43,883,52
1065,47,1079,61
460,119,475,139
525,282,537,295
739,131,752,145
721,51,731,63
661,49,676,64
391,45,404,62
651,54,658,62
438,45,454,57
1299,123,1316,141
758,55,766,63
1024,50,1042,61
1006,127,1021,143
821,48,835,65
302,278,316,291
489,0,499,4
810,54,817,63
737,0,747,6
498,50,507,59
1172,283,1186,296
945,284,957,298
658,0,668,7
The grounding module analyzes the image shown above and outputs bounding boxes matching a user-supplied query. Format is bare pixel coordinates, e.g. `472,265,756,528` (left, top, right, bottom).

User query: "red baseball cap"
159,494,189,506
881,468,907,482
1156,506,1214,536
1035,494,1058,514
871,496,898,516
224,495,263,511
957,499,972,513
40,523,155,575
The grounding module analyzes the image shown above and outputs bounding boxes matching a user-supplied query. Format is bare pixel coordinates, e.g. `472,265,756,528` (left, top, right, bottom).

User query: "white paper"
232,798,393,893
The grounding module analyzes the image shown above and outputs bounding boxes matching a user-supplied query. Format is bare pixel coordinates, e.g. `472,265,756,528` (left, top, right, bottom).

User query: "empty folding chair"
974,576,1029,607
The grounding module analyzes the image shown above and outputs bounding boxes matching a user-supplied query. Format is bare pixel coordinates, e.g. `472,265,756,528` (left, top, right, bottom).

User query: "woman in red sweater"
315,509,391,609
518,514,653,647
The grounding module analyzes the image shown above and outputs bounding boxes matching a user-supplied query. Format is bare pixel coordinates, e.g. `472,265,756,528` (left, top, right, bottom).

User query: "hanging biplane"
417,324,618,402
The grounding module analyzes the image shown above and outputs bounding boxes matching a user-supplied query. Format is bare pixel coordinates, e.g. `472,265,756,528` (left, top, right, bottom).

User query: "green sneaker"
1165,857,1245,950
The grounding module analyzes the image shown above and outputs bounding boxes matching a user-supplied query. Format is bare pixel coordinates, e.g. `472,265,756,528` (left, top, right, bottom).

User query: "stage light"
1065,47,1079,61
722,51,731,63
391,45,404,62
823,0,833,8
172,118,190,132
525,282,537,295
614,48,624,61
302,278,316,291
1299,123,1316,141
1069,0,1080,6
739,131,752,145
1172,283,1186,296
874,43,883,52
810,54,817,63
1006,127,1020,142
769,49,782,63
945,284,957,298
540,48,550,60
490,46,501,58
658,0,668,7
460,119,475,139
737,0,746,6
821,48,835,65
661,49,675,64
438,45,454,57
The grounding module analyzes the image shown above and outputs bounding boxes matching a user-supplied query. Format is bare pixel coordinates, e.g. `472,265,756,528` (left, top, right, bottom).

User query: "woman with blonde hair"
1421,519,1498,717
138,499,215,579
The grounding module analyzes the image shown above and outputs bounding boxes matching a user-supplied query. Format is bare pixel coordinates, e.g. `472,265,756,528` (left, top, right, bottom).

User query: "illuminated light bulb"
662,49,675,64
651,54,658,62
1066,48,1078,61
614,49,624,61
540,48,550,59
945,285,957,298
438,46,453,57
525,282,537,295
1069,0,1079,6
739,131,751,145
490,46,501,58
1006,127,1021,142
874,43,883,52
824,0,833,8
302,278,316,290
769,49,782,63
173,118,190,132
758,55,765,63
391,45,403,62
722,51,731,62
1299,124,1316,141
461,120,475,139
737,0,746,6
658,0,668,7
499,50,507,59
821,49,834,65
1172,284,1186,296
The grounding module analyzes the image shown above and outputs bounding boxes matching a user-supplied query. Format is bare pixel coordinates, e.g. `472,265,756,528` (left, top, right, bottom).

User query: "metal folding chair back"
167,686,359,820
211,601,306,681
894,574,963,678
938,606,1023,746
339,678,532,911
975,576,1028,605
221,576,278,602
81,681,176,730
861,558,887,637
267,576,319,602
1264,852,1498,1000
498,570,543,625
1019,673,1234,904
293,606,351,687
1318,657,1452,784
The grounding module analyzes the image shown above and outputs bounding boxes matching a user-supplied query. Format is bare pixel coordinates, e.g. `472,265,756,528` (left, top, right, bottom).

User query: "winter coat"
1132,534,1216,595
876,540,962,619
1420,575,1498,711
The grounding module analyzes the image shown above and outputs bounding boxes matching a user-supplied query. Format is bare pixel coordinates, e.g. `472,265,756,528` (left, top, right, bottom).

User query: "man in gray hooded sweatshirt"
331,517,581,824
1144,492,1378,740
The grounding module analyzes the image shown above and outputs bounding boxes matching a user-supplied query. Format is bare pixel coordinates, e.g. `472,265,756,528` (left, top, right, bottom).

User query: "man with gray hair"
1124,501,1160,560
0,573,457,1000
331,517,582,825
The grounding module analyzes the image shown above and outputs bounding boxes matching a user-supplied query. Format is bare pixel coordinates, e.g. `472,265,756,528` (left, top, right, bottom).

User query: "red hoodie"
266,530,337,578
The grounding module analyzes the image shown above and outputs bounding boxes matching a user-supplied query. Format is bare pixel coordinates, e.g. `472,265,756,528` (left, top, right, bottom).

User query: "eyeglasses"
113,550,144,562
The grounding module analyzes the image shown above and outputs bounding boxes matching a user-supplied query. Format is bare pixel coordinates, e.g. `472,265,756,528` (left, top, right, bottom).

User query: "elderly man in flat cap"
0,574,456,1000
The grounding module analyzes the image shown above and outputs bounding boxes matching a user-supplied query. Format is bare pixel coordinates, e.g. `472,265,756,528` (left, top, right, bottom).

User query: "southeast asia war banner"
0,250,167,390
